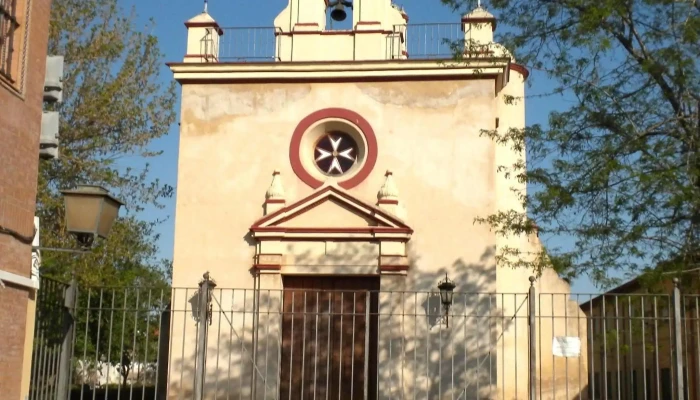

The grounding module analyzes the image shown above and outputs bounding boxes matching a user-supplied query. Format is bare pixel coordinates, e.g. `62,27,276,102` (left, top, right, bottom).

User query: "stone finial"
266,170,285,200
461,6,497,53
377,170,405,218
461,6,496,28
264,170,286,216
184,10,223,63
378,170,399,203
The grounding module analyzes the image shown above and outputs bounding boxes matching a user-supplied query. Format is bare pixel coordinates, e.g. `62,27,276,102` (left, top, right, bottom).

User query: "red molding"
380,265,410,272
253,264,282,271
168,57,511,67
378,199,399,205
184,54,218,59
184,21,224,36
251,185,412,231
356,21,381,25
289,108,378,190
460,17,497,32
174,74,500,86
265,198,286,204
295,22,319,26
274,197,329,225
510,63,530,80
252,227,413,234
354,30,393,35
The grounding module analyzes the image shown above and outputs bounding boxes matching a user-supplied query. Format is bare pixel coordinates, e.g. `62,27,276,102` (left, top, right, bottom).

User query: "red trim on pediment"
253,227,413,234
250,184,412,234
377,199,399,205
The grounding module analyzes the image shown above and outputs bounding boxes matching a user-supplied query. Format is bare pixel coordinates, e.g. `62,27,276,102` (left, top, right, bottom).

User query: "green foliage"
38,0,176,287
71,286,170,385
443,0,700,287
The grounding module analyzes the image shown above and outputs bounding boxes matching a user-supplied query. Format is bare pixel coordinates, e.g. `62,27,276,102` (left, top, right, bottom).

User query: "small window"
313,131,359,177
0,0,27,90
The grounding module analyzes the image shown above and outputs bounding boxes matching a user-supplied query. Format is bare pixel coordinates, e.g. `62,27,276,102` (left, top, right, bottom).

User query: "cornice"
167,58,513,87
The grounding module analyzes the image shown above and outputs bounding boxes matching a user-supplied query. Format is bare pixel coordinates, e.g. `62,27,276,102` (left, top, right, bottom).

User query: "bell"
330,2,347,22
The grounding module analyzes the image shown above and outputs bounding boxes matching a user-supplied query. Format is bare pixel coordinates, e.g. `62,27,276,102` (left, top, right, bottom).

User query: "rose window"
314,131,358,176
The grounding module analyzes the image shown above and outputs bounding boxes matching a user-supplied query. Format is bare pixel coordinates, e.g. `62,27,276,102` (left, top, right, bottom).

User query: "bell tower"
273,0,408,61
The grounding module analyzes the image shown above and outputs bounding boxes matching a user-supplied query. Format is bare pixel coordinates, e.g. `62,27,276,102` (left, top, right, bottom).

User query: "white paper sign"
552,336,581,358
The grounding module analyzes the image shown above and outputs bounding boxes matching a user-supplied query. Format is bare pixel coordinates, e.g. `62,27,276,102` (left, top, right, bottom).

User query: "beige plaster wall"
172,78,499,291
169,76,587,399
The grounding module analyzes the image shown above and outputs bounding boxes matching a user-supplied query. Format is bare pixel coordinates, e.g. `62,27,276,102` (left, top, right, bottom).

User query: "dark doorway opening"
280,275,379,400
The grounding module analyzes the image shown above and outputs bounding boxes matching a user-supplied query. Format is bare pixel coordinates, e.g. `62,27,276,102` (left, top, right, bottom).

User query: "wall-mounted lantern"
31,185,125,254
437,273,456,327
60,185,125,250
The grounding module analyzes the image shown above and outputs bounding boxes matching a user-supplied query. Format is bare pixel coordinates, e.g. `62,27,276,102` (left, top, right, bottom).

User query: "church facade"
167,1,587,398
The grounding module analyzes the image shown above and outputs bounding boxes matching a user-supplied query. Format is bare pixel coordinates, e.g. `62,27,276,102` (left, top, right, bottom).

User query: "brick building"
0,0,53,399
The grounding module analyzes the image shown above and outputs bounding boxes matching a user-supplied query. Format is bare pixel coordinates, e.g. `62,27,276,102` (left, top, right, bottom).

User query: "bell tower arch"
273,0,408,61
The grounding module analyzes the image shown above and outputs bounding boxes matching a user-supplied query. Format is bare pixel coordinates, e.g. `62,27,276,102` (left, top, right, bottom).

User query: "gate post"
194,272,216,400
528,276,536,400
673,278,685,400
57,278,77,400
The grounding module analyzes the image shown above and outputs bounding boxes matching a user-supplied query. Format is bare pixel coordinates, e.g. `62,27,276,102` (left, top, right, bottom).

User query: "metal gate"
29,276,75,400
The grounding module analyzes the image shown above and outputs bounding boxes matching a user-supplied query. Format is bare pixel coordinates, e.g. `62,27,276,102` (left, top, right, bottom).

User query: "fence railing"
29,277,72,400
172,284,532,400
216,24,464,62
29,274,700,399
218,27,282,62
397,23,464,59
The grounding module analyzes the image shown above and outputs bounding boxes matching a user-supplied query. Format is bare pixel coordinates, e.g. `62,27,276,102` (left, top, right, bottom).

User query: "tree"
441,0,700,287
37,0,176,288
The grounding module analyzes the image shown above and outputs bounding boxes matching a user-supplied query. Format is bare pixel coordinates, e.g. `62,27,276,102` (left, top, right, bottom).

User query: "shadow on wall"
164,243,590,400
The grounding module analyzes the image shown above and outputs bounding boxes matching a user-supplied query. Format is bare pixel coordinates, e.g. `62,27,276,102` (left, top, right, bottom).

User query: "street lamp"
437,273,456,327
36,185,125,253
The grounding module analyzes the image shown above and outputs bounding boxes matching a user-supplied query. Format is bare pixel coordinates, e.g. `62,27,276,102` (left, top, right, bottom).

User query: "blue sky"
120,0,611,293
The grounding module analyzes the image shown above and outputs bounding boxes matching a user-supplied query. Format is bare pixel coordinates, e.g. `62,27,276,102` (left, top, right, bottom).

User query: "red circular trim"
290,108,378,190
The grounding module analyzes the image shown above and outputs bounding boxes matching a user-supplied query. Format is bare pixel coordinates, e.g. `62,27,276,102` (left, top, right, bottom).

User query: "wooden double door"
279,276,379,400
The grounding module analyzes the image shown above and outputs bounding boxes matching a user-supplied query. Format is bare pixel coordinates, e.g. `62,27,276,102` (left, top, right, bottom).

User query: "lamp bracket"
33,246,90,254
74,232,96,249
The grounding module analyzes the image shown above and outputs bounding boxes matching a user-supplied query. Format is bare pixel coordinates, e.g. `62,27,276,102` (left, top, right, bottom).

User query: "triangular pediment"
251,184,412,238
279,198,388,228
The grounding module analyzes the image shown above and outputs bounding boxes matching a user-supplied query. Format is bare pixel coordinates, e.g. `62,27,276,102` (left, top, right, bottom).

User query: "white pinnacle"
265,170,285,200
378,170,399,201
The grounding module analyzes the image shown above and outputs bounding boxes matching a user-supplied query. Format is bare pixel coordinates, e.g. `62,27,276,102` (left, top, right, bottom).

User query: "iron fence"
169,284,531,400
216,24,464,62
30,277,72,400
396,23,464,60
28,274,700,399
218,27,281,62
